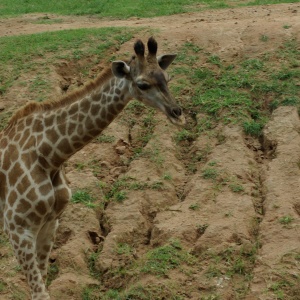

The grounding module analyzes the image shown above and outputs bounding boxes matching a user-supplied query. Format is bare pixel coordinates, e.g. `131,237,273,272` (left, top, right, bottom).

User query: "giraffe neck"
38,76,131,168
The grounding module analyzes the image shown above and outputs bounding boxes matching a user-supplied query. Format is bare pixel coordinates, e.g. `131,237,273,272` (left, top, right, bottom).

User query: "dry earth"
0,3,300,300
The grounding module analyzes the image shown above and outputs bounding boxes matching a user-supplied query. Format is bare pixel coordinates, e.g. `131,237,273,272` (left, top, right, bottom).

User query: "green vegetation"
0,27,134,95
46,263,59,287
202,244,258,298
171,38,299,140
1,0,297,18
141,239,196,276
83,283,185,300
82,240,195,299
102,176,164,203
71,189,97,208
279,215,294,226
96,134,116,143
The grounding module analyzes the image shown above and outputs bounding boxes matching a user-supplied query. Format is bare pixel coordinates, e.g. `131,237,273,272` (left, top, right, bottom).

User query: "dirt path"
0,3,300,300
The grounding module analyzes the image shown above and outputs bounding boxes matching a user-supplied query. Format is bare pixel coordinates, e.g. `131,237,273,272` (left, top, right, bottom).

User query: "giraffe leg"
6,223,50,300
36,219,59,280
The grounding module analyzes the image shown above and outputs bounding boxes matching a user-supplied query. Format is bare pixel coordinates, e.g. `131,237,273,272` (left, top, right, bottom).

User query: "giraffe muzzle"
166,106,186,126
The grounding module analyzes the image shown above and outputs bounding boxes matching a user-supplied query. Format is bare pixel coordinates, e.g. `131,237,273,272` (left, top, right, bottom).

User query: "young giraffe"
0,37,185,299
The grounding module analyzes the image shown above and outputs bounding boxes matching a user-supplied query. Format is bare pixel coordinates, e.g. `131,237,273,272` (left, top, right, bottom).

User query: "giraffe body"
0,37,184,299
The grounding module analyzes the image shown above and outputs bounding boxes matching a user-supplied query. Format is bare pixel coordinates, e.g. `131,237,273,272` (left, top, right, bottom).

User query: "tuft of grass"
71,190,97,208
46,263,59,287
104,176,164,203
278,215,294,226
229,183,245,193
96,134,116,143
141,240,196,276
243,121,264,137
189,203,200,210
174,129,195,143
87,251,101,279
202,168,219,180
0,281,7,293
260,34,269,42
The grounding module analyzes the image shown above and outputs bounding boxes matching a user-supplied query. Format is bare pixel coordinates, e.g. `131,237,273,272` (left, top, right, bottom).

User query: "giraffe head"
112,37,185,126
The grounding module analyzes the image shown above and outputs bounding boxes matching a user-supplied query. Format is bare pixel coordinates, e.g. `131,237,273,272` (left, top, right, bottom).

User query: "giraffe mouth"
165,106,186,126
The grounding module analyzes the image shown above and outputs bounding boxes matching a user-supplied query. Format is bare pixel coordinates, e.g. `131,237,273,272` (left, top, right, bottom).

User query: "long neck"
38,76,132,167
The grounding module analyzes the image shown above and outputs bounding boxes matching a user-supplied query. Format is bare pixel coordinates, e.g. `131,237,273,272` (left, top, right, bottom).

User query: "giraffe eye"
137,82,151,91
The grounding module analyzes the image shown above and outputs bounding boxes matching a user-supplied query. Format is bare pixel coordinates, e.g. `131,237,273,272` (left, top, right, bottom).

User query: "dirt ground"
0,2,300,300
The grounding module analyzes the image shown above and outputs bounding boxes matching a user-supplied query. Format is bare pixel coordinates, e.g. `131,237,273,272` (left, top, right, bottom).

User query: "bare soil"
0,3,300,300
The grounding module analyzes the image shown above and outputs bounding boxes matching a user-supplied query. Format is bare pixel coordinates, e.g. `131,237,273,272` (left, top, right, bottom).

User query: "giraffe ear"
112,61,131,78
157,54,177,70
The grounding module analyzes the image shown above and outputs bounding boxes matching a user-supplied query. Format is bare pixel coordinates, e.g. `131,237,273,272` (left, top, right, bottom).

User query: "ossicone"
134,39,145,57
147,37,157,56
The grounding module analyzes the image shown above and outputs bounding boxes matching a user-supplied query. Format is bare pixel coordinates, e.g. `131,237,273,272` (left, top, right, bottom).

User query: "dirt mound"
0,3,299,300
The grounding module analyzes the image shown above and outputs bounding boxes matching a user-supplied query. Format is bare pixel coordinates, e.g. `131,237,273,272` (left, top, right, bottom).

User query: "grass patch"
83,283,185,300
103,176,164,203
141,239,196,276
0,27,134,95
46,262,59,287
71,190,96,208
0,0,233,18
171,37,299,139
0,0,296,18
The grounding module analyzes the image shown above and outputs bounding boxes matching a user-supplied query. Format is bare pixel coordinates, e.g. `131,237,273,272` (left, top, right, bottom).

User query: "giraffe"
0,37,185,299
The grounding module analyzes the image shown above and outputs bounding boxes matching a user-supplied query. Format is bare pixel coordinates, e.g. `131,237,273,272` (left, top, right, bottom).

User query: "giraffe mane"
8,66,114,126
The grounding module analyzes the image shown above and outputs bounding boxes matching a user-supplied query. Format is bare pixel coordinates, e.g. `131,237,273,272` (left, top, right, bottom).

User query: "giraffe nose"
171,107,182,118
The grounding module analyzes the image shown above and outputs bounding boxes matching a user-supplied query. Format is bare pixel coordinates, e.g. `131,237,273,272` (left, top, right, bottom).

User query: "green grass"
0,0,224,17
141,239,196,276
71,189,97,208
103,176,164,203
1,0,298,18
171,38,299,139
46,263,59,287
0,27,134,95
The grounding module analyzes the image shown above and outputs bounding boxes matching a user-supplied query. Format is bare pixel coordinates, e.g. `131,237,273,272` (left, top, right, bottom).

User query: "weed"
242,58,264,70
174,129,195,143
104,176,164,202
75,163,85,171
116,243,133,256
208,160,217,166
207,55,221,67
268,279,293,299
260,34,269,42
96,134,115,143
163,173,172,180
202,168,218,180
279,215,294,226
189,203,200,210
87,251,101,279
205,265,222,278
71,190,96,208
114,191,127,202
243,120,263,137
229,183,244,193
0,281,7,293
141,240,196,276
46,262,59,287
